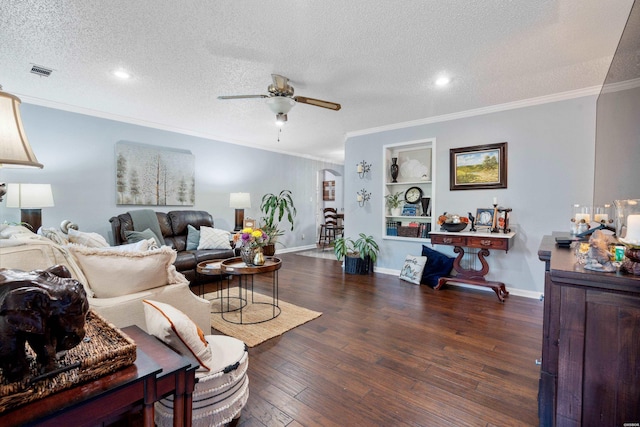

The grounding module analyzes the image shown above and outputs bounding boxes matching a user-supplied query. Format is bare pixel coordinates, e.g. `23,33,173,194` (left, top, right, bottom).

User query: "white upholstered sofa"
0,225,211,333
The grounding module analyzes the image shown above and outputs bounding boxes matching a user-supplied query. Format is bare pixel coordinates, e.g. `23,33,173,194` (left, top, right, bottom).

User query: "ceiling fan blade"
294,96,341,111
217,95,268,100
271,74,289,91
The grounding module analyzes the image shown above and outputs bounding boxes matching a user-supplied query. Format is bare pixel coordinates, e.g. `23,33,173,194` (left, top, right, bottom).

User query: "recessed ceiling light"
113,69,131,79
435,76,451,87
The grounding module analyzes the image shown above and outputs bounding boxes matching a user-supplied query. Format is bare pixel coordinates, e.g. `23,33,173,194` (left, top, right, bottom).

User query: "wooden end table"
122,325,197,427
220,256,282,324
430,230,516,302
0,348,161,427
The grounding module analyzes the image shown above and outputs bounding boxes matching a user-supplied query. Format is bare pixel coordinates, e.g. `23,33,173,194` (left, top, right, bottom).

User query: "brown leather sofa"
109,210,234,283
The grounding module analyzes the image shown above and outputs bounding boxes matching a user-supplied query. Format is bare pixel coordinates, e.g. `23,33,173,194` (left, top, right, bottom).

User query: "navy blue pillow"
420,245,454,288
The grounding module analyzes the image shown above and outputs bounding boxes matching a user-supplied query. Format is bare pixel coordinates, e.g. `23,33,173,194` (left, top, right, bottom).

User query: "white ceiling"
1,0,634,164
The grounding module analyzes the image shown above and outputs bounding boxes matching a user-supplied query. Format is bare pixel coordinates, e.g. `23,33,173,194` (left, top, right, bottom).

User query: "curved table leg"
435,246,509,302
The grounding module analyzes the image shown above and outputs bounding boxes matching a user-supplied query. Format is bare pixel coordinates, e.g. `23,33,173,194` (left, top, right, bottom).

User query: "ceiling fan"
217,74,341,126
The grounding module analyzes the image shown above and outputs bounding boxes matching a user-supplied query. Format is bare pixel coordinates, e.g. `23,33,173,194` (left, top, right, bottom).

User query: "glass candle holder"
593,204,613,225
615,199,640,247
571,204,591,234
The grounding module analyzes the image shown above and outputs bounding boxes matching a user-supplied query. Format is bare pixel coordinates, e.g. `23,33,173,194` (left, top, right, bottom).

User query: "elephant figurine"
0,265,89,382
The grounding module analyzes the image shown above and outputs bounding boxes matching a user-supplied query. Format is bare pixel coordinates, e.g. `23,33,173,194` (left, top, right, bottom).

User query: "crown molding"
347,85,602,138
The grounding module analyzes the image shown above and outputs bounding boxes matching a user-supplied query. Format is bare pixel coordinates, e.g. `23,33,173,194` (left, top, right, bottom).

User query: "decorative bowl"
440,222,467,232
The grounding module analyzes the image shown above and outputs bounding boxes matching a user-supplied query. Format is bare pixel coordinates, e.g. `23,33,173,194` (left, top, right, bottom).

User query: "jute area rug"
205,288,322,347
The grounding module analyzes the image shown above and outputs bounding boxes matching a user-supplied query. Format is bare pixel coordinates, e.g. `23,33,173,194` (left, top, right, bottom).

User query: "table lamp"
6,183,54,231
230,192,251,231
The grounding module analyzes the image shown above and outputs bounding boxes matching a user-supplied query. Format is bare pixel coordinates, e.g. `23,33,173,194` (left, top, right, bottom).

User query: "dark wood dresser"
538,235,640,426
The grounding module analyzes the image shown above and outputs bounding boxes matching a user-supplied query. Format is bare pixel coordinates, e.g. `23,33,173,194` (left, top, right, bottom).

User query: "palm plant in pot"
385,191,403,216
334,233,380,274
259,190,297,256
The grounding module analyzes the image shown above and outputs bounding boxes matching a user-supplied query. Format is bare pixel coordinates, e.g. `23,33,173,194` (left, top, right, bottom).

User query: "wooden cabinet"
538,235,640,426
382,139,436,241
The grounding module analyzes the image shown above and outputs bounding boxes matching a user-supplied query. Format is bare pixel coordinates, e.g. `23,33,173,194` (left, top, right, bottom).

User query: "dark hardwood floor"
204,252,543,427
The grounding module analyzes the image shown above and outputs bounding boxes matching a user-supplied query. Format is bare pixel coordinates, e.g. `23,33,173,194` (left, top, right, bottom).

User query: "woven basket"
0,310,136,413
397,226,420,237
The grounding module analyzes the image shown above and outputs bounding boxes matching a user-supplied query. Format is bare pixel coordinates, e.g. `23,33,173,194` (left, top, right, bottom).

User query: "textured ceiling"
0,0,634,163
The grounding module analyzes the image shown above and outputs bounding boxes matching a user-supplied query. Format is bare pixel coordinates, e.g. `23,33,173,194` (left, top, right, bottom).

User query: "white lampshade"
6,183,54,208
229,192,251,209
0,86,43,168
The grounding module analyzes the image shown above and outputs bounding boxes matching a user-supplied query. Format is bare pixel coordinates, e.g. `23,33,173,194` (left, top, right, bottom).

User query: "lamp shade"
229,192,251,209
6,183,54,208
0,87,43,168
266,97,295,114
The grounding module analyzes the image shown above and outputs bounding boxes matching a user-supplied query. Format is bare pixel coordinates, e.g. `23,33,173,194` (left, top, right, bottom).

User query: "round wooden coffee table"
219,256,282,324
196,260,246,314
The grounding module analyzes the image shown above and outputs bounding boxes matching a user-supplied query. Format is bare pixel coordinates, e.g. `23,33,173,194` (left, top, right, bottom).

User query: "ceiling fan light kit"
218,74,341,125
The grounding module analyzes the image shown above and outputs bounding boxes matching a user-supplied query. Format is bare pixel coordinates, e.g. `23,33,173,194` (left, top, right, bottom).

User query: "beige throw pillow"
68,228,110,248
197,226,231,250
68,245,183,298
143,300,213,372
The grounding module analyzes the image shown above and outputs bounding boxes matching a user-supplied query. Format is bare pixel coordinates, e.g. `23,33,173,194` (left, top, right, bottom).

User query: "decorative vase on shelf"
421,197,431,217
253,247,265,266
390,157,399,183
240,246,255,265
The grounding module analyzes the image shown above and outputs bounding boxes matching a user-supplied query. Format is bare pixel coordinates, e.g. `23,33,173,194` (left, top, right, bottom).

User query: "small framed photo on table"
475,208,495,229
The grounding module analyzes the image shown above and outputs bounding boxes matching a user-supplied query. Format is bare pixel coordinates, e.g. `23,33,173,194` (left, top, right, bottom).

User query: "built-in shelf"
383,139,436,241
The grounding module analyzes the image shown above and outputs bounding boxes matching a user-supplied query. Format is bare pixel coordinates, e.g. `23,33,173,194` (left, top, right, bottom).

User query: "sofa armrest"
90,283,211,333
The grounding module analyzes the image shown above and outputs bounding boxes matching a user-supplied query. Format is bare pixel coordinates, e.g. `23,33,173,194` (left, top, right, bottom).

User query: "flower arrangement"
233,227,269,248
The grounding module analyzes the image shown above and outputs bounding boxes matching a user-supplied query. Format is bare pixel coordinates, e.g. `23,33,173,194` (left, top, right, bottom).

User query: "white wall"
0,104,343,250
344,95,597,296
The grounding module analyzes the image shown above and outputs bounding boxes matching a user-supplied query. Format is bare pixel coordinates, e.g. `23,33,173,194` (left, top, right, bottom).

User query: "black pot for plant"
344,255,372,274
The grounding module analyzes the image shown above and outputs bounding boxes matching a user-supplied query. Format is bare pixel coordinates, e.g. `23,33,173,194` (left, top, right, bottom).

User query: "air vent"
30,65,53,77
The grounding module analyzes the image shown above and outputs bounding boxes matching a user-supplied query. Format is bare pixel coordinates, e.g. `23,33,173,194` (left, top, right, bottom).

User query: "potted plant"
385,191,403,216
259,190,297,256
334,233,380,274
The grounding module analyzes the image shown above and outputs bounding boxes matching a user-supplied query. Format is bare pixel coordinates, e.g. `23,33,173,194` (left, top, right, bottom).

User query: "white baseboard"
373,268,542,300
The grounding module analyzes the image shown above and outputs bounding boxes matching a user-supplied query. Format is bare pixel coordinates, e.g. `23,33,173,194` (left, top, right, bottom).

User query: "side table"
0,350,161,427
123,325,198,427
430,231,516,302
220,256,282,324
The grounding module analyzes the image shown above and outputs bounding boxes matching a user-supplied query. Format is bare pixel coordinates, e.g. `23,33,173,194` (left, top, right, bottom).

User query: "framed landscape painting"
450,142,507,190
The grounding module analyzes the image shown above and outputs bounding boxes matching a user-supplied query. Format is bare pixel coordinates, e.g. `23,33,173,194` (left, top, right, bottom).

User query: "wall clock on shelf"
404,186,423,204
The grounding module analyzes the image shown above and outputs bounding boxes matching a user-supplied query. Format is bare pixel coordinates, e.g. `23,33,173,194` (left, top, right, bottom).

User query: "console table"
430,230,516,302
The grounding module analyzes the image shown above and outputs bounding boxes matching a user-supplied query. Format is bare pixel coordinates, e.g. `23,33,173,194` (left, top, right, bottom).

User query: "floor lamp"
230,192,251,231
6,183,54,232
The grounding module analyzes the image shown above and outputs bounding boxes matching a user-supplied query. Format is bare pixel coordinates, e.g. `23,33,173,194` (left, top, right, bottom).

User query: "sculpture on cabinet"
0,265,89,382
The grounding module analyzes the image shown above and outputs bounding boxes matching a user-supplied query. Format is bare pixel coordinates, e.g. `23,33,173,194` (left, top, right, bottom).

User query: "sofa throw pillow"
68,245,184,298
125,228,162,247
421,245,455,288
399,254,427,285
197,226,231,250
186,224,200,250
143,300,213,372
68,228,109,248
95,239,152,252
